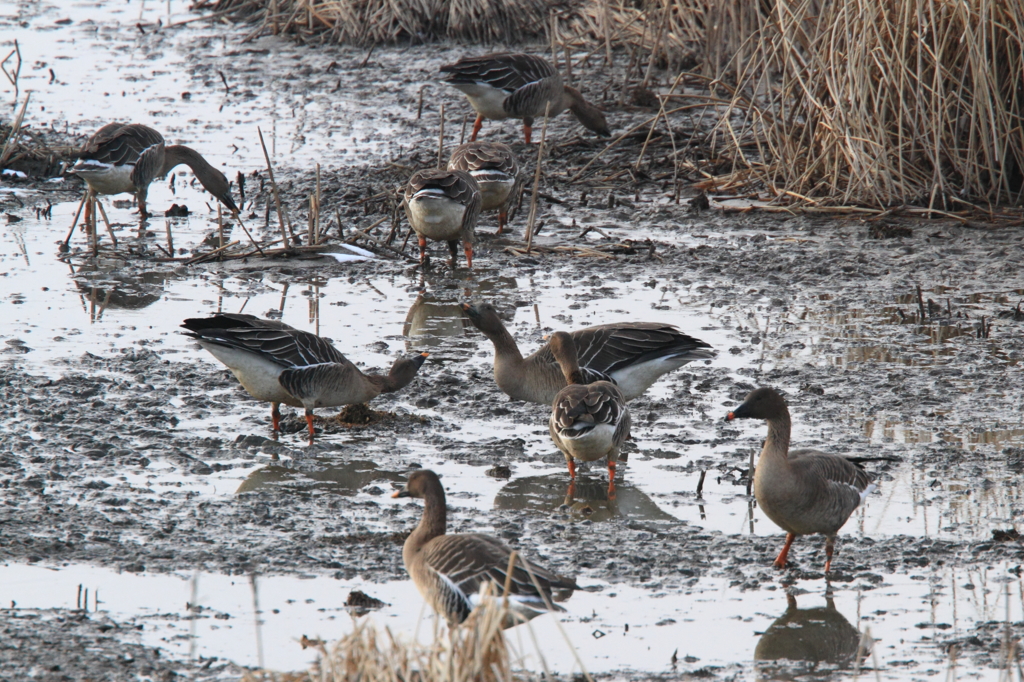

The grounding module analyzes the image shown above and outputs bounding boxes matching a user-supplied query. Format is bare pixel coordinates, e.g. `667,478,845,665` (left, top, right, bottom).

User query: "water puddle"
2,561,1020,677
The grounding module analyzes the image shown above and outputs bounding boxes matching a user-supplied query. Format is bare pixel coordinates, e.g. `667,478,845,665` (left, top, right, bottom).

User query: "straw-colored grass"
196,0,1024,208
244,585,525,682
715,0,1024,208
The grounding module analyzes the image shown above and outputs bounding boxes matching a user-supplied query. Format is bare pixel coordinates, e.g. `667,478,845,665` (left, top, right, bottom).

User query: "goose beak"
392,487,410,498
460,302,477,318
725,411,736,421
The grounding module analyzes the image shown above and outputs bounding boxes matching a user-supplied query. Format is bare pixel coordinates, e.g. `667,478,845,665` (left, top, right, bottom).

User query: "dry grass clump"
716,0,1024,208
196,0,554,44
246,586,521,682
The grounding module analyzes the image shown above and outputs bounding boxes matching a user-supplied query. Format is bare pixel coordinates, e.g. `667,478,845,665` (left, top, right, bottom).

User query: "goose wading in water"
69,123,238,221
461,301,714,404
440,53,610,143
726,387,876,572
403,169,482,269
181,313,428,443
447,141,522,235
392,469,577,628
548,331,631,498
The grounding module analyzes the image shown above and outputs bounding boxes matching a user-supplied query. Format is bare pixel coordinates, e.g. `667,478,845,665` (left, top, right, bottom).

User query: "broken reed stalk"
746,448,755,496
436,102,445,169
524,102,551,254
257,126,289,249
315,162,321,244
0,90,30,166
217,204,224,249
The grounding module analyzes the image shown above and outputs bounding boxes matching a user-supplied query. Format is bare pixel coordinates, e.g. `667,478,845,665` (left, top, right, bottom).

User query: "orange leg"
496,210,506,235
824,536,836,573
470,115,483,142
566,458,577,479
523,124,533,145
418,236,428,266
773,533,796,569
304,410,315,444
271,402,281,432
607,461,617,500
463,242,473,268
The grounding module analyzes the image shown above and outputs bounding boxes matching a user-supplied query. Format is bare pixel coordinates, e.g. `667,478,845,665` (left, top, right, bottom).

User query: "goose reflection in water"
493,473,677,523
754,592,869,680
403,292,471,351
72,259,171,314
237,459,404,495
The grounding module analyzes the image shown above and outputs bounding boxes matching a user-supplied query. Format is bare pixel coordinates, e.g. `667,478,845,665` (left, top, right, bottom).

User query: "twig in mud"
525,102,552,254
916,284,926,322
416,85,427,120
257,126,289,249
344,216,388,245
359,44,375,67
696,469,706,498
335,207,344,239
746,449,755,496
185,240,240,266
437,102,445,169
217,70,231,94
1,39,22,102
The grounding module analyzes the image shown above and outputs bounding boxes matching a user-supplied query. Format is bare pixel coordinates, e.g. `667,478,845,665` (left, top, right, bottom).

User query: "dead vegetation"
243,586,521,682
194,0,1024,211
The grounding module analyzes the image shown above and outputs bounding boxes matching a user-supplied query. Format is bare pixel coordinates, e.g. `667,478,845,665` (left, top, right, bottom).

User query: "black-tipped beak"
460,302,477,317
725,411,736,421
412,353,429,369
219,193,239,213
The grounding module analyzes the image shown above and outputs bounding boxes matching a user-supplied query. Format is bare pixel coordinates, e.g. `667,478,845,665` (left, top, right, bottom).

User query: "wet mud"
2,1,1024,679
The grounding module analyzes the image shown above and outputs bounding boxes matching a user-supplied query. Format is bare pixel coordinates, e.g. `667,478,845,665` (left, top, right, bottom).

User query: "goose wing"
421,533,576,616
790,449,874,523
277,362,360,404
551,382,629,440
570,323,714,375
77,123,164,166
405,169,481,240
182,319,348,369
448,142,518,176
440,53,557,93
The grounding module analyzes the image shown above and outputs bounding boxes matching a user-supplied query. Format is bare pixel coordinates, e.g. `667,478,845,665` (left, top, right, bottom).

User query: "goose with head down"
461,301,714,404
548,331,631,498
726,387,876,572
440,53,610,144
404,169,482,269
182,313,427,443
447,141,521,235
69,123,238,220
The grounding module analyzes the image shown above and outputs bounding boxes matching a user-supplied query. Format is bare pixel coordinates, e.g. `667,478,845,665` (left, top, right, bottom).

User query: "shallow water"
2,1,1024,679
3,560,1022,678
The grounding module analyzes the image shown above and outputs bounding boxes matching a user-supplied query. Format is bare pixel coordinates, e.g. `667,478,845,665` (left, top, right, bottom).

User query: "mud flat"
1,1,1023,679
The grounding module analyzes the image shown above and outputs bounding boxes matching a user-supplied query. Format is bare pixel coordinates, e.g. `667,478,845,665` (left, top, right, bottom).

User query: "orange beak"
725,412,736,421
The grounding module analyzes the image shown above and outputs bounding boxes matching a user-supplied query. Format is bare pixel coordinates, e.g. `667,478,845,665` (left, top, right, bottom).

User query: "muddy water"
3,1,1024,679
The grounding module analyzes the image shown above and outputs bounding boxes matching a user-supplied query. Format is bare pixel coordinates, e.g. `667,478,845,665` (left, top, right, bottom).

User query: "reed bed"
715,0,1024,208
194,0,1024,208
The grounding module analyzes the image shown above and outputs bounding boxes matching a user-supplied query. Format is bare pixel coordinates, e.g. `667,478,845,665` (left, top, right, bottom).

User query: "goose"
461,301,714,404
548,331,631,498
181,313,427,443
403,169,482,268
69,123,238,219
440,53,610,143
447,141,521,234
726,387,875,572
392,469,577,628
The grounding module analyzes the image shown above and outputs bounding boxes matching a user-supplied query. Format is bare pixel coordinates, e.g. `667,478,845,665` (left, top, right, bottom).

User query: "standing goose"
403,169,482,269
461,301,714,404
392,469,577,628
548,332,631,498
447,141,522,235
181,313,428,443
69,123,238,219
725,388,875,573
440,53,610,144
